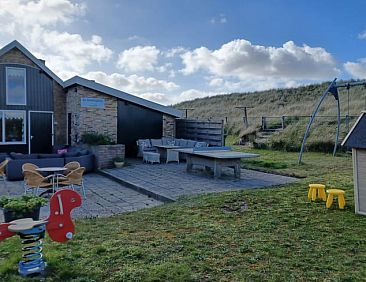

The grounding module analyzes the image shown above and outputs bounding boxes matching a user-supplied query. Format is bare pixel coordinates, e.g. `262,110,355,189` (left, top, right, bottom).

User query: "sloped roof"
0,41,182,117
0,40,64,86
64,76,182,117
341,112,366,149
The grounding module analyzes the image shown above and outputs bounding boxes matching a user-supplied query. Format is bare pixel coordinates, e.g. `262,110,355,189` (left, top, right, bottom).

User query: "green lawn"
1,149,366,281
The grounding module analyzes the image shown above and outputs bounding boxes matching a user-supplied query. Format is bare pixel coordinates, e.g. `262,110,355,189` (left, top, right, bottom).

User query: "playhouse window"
6,67,26,105
0,111,26,144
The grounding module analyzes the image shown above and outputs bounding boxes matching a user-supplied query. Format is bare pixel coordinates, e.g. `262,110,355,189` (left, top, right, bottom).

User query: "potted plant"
113,156,125,168
0,195,48,223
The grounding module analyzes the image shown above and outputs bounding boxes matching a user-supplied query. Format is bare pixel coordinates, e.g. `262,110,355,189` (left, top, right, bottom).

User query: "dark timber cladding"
0,64,54,153
176,119,224,146
117,100,163,157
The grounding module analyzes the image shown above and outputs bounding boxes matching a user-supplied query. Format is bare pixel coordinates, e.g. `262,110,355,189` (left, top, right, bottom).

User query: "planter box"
3,207,41,223
86,144,125,169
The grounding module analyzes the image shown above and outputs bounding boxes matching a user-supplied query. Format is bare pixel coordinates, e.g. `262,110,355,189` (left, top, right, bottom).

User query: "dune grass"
0,149,365,281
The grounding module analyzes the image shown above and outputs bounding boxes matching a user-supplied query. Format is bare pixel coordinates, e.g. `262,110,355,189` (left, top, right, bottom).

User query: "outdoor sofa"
136,137,208,158
4,148,94,181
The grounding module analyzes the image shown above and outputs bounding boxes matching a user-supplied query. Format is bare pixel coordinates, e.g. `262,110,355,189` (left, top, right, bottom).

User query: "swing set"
298,78,366,164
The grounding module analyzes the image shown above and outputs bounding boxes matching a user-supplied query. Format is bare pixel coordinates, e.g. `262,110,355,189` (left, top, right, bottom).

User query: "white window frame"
6,67,27,106
0,110,26,145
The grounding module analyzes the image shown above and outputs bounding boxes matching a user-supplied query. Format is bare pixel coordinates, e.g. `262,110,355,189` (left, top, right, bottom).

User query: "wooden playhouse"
342,111,366,215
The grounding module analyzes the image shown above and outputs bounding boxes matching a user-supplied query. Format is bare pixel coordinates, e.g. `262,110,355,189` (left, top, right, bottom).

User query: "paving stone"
0,173,163,222
105,159,298,201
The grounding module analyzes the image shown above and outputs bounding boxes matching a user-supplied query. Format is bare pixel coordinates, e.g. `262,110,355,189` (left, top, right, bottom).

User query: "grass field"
1,149,366,281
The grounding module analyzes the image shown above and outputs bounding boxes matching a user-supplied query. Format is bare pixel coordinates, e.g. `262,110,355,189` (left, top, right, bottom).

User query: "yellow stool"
326,189,346,209
308,184,326,201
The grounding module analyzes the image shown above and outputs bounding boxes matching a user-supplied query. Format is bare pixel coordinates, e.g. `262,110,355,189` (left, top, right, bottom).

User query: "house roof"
0,40,182,118
0,40,64,86
341,111,366,149
64,76,182,117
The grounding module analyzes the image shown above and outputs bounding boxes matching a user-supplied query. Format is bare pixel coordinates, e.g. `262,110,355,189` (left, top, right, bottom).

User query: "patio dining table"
36,167,67,193
173,148,259,178
153,145,181,163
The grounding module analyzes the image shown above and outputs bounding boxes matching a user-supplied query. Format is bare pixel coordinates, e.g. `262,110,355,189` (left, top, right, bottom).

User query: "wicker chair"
58,167,86,198
63,161,80,175
23,169,54,195
0,159,9,183
22,163,39,172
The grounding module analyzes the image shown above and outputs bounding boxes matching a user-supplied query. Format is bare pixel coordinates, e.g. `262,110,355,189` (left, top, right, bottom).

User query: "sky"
1,0,366,105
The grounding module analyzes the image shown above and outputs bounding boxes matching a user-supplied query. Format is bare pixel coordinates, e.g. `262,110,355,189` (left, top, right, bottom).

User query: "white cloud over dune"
344,59,366,79
180,40,339,81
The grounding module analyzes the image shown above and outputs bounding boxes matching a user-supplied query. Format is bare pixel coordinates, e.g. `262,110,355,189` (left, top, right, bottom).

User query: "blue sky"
1,0,366,105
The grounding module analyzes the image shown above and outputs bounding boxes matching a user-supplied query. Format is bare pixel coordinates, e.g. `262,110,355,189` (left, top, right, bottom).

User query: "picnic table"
173,148,259,178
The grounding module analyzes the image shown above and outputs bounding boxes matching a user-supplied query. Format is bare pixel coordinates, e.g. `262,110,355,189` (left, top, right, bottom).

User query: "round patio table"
36,167,67,194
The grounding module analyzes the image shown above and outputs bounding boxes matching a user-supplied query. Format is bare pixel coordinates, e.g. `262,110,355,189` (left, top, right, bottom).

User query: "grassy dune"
176,80,366,151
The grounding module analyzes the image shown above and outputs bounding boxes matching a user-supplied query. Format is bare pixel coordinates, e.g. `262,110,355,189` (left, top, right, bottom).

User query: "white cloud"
344,59,366,78
180,39,339,81
210,14,227,25
358,31,366,40
84,71,179,93
178,89,217,101
0,0,112,80
117,46,160,72
164,47,188,58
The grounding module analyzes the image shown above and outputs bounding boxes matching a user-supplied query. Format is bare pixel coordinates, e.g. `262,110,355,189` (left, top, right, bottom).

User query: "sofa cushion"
186,140,197,147
195,142,208,148
57,148,68,155
137,139,152,148
176,139,188,147
162,137,175,146
150,139,162,146
38,153,62,159
64,151,80,157
10,153,38,160
79,149,89,156
0,153,8,163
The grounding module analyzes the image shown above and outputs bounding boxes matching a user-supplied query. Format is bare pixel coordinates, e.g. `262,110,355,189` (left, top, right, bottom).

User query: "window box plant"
112,156,125,168
0,195,48,223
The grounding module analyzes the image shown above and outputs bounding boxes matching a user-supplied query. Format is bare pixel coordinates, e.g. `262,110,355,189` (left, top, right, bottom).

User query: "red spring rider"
0,189,82,276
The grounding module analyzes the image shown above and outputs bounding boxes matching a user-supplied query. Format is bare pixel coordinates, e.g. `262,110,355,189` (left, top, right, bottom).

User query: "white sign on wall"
80,97,105,109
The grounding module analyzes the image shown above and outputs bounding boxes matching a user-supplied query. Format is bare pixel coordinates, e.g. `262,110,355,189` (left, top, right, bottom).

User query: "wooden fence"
176,119,224,146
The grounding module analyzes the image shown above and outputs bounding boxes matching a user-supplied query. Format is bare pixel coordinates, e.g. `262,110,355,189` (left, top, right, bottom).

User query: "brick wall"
53,81,67,145
87,144,125,169
0,48,39,68
66,85,118,145
162,115,176,137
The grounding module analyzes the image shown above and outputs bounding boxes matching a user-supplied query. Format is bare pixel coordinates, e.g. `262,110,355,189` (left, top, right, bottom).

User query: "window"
0,111,26,144
6,67,26,105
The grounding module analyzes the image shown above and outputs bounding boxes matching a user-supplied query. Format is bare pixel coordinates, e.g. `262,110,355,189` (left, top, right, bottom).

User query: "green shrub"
81,132,114,145
0,195,47,214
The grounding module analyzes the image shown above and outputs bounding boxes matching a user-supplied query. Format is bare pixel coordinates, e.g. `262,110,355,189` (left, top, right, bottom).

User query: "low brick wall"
87,144,125,169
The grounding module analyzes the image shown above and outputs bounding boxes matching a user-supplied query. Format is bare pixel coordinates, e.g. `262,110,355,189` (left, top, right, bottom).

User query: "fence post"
261,116,266,130
281,116,285,129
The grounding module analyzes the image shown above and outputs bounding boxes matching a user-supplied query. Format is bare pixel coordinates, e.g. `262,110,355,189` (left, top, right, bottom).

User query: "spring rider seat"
0,189,82,276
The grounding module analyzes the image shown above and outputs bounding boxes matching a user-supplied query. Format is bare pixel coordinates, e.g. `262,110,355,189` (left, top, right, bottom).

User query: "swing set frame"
298,78,366,164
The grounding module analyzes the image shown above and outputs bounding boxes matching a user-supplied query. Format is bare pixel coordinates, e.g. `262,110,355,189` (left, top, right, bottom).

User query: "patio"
103,159,298,202
0,160,297,221
0,173,163,221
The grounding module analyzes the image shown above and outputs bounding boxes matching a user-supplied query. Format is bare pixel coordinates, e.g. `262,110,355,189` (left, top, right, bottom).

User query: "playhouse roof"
341,112,366,149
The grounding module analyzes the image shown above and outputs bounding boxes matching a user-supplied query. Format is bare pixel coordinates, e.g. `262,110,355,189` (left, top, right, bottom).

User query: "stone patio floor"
103,159,298,202
0,160,298,221
0,173,163,221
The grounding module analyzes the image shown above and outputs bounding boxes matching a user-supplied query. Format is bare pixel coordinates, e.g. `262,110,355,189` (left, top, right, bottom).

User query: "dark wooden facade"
0,63,54,153
117,100,163,156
